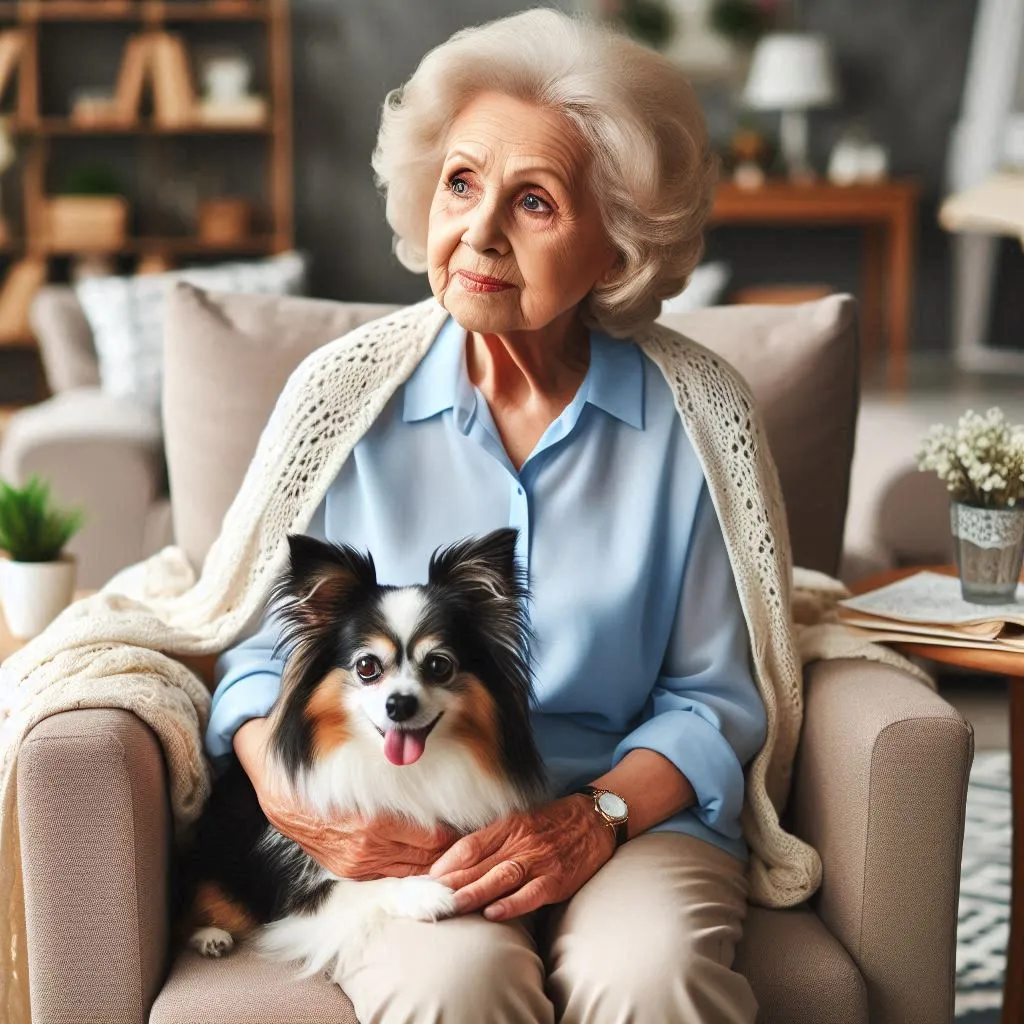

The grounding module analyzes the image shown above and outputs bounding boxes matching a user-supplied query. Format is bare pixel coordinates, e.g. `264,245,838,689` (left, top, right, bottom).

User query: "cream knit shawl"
0,296,930,1022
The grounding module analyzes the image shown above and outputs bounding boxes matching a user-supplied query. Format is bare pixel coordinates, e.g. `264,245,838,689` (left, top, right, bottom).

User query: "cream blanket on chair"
0,297,931,1023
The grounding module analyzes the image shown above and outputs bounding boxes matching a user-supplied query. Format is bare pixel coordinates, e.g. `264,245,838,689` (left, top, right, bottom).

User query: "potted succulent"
917,407,1024,604
0,475,86,639
44,162,129,252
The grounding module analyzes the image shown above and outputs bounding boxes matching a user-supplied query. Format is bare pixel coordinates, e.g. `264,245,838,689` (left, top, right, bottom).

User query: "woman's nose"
462,198,508,256
386,692,419,722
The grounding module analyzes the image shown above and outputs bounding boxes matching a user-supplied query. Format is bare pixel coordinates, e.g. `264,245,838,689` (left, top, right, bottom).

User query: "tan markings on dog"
412,635,444,662
306,668,353,756
448,676,503,778
364,634,398,661
193,881,257,936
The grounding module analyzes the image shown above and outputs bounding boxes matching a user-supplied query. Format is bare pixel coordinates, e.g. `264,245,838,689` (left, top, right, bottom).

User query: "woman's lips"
456,270,512,292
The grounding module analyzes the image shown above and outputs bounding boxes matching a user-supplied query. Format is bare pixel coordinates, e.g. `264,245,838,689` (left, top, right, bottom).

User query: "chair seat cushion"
151,944,358,1024
152,906,864,1023
735,906,868,1023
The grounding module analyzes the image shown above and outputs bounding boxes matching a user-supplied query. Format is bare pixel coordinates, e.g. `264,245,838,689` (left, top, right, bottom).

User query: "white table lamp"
743,33,839,180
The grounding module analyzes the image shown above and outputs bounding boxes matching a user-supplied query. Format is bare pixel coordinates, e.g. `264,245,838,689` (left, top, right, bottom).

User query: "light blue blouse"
207,314,767,862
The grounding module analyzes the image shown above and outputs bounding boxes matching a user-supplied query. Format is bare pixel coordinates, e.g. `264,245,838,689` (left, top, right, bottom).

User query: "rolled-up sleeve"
205,498,328,765
611,481,767,839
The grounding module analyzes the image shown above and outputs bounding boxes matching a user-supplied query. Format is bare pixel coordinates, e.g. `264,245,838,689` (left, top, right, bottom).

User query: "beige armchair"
16,288,973,1023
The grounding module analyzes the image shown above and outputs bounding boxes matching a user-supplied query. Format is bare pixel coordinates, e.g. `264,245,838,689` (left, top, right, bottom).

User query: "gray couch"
15,285,973,1023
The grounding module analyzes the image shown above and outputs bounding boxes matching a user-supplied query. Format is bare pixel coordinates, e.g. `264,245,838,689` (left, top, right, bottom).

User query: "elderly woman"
209,8,764,1022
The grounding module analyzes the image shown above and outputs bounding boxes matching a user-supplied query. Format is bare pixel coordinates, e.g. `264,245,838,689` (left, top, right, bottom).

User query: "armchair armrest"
789,657,974,1024
17,709,170,1024
0,388,166,588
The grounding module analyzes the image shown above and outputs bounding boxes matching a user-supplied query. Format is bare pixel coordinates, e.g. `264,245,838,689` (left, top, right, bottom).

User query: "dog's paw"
189,926,235,958
389,876,458,922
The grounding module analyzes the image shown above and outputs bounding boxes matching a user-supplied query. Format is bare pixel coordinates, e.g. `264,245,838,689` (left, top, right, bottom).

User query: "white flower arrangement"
917,407,1024,509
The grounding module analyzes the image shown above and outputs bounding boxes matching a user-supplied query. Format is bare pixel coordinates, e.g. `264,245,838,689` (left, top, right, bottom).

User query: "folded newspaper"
838,570,1024,653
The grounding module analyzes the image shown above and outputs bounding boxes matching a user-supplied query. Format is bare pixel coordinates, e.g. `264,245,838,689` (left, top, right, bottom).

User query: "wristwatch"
573,785,629,848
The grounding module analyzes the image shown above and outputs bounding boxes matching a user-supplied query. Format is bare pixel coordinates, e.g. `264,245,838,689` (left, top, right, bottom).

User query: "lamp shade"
743,33,839,111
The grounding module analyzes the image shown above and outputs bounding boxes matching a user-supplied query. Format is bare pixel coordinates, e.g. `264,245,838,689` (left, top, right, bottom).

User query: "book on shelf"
112,33,154,125
196,94,268,127
0,30,25,108
151,32,196,127
0,258,46,344
838,570,1024,654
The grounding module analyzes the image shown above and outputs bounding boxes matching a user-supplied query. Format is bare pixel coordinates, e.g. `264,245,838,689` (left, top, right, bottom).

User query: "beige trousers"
336,832,758,1024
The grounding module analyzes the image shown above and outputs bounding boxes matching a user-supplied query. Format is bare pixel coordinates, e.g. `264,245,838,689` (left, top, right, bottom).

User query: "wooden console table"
710,180,920,391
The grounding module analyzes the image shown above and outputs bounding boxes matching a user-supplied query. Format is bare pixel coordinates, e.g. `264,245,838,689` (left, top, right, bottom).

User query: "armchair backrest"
162,285,858,577
29,285,101,393
657,295,859,577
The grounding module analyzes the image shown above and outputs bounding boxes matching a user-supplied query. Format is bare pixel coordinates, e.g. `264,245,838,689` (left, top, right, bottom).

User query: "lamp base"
779,108,816,182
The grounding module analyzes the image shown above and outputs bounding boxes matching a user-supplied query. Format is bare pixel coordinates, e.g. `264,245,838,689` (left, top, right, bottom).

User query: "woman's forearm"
587,747,696,839
233,716,271,787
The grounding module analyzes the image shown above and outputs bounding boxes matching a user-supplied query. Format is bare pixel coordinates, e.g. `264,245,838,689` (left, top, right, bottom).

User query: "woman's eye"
354,655,382,682
521,192,551,214
423,654,454,682
448,175,469,196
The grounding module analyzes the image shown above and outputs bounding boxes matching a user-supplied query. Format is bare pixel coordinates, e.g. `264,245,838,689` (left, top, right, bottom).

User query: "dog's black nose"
385,693,419,723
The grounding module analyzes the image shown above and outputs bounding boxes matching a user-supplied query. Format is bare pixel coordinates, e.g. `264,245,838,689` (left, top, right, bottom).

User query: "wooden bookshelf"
6,2,272,22
23,117,273,134
0,0,293,358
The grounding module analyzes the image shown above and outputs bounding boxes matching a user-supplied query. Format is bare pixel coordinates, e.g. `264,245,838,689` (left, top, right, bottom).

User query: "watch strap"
573,785,628,848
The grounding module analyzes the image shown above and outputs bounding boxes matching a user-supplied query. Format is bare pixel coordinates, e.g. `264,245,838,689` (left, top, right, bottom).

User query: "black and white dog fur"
176,527,547,982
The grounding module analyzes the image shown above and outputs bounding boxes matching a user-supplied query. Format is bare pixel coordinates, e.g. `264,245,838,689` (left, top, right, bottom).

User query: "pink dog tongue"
383,727,427,766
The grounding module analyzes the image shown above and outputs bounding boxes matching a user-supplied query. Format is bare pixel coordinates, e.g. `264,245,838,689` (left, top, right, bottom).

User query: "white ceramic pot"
0,556,77,640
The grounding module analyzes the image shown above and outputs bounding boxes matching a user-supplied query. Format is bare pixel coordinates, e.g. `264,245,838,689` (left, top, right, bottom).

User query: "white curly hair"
370,6,718,336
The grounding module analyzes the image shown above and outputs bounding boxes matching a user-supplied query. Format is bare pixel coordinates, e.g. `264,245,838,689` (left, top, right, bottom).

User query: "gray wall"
292,0,1022,354
291,0,531,306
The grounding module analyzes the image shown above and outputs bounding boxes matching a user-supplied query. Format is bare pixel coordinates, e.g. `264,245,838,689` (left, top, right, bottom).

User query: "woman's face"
427,91,618,336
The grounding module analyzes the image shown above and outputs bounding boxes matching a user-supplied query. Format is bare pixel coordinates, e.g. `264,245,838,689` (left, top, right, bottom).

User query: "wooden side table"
851,564,1024,1023
710,180,920,391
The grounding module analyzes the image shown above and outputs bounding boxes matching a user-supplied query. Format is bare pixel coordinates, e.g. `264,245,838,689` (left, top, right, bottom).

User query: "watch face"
597,791,627,821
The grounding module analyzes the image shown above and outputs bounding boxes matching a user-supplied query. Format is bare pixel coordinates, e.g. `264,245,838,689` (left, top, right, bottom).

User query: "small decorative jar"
950,501,1024,604
918,407,1024,606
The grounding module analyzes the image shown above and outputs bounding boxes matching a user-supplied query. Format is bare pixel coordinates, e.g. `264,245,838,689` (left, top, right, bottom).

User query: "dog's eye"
354,655,382,682
423,653,454,682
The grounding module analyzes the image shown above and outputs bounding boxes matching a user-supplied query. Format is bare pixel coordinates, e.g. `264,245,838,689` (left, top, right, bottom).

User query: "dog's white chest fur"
205,736,532,981
295,730,530,831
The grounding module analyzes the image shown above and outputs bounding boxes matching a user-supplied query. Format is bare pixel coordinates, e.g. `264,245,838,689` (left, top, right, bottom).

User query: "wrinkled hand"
428,795,616,921
262,799,461,881
234,717,460,880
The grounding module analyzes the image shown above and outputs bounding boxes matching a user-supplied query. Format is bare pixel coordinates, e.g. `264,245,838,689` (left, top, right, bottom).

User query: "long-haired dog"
176,527,547,981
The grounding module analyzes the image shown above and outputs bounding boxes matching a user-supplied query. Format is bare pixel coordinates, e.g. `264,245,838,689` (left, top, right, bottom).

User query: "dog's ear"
428,528,524,602
271,533,377,630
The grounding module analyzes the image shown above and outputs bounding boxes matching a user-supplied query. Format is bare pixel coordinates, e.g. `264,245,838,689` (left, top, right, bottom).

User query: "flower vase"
950,501,1024,604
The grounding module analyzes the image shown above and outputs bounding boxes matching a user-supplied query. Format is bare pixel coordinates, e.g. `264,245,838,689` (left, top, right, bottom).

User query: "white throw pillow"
659,261,731,314
75,250,308,416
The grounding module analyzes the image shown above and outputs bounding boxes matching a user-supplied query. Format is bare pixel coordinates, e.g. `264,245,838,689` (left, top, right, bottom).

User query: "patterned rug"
957,750,1011,1021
